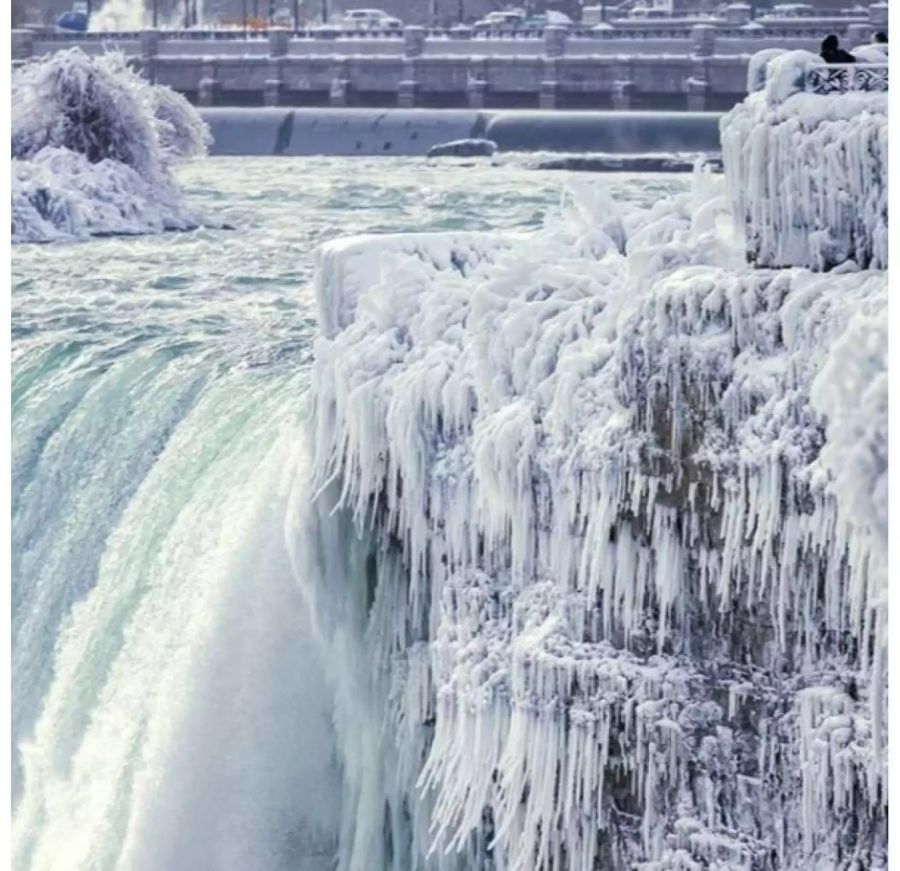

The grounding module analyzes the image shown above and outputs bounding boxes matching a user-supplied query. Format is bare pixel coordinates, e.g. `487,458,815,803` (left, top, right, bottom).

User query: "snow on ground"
306,111,888,868
11,49,211,243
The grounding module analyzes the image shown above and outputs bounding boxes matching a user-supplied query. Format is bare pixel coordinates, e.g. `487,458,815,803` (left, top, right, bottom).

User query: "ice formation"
301,66,888,871
722,50,888,271
12,49,211,243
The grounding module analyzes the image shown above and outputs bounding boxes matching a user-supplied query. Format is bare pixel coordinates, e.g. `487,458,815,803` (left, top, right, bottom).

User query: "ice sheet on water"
305,151,887,870
11,48,211,243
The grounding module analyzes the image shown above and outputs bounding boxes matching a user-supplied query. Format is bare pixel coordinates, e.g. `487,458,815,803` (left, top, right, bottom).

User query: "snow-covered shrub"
150,85,212,167
12,147,199,243
11,48,211,242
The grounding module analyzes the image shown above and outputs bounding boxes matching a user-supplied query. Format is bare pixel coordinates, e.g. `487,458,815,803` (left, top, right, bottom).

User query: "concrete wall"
199,106,724,155
140,46,747,110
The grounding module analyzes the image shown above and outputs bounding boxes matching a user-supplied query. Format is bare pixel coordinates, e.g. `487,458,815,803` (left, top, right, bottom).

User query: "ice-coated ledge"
314,231,526,340
307,168,888,870
721,50,888,271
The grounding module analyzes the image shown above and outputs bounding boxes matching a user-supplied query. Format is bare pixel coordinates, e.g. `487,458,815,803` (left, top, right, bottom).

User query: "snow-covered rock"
427,139,498,158
303,164,888,870
721,50,888,271
11,48,211,243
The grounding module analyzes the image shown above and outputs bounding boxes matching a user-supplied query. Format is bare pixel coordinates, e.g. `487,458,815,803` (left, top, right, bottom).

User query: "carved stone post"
539,57,558,109
544,24,567,59
12,29,35,61
198,57,220,107
268,27,290,57
404,25,426,58
330,59,349,107
687,25,715,111
467,58,487,108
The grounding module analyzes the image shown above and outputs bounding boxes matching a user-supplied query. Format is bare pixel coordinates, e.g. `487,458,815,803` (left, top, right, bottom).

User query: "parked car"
272,7,293,26
625,7,670,19
339,9,402,30
767,4,815,17
57,1,88,31
473,10,527,32
523,11,572,28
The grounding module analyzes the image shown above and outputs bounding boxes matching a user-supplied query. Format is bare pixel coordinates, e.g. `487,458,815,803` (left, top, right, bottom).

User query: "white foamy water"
12,156,687,871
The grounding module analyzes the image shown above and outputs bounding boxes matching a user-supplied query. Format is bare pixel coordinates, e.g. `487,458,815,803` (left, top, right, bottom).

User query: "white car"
473,11,526,31
340,9,401,30
272,7,293,26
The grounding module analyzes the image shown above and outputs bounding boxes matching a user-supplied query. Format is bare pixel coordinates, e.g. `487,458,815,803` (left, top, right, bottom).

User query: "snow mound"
12,48,211,243
722,50,888,271
304,165,888,870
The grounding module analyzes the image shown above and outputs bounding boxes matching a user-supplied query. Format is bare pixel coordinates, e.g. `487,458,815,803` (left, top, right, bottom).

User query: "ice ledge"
314,231,526,339
722,50,888,271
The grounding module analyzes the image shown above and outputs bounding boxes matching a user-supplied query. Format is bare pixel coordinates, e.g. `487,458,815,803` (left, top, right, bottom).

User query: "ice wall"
306,167,888,870
721,50,888,271
12,48,210,242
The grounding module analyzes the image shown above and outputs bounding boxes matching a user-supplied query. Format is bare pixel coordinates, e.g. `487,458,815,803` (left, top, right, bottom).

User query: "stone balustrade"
13,4,889,111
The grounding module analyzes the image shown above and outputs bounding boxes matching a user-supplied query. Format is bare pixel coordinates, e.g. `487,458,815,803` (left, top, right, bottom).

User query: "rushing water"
11,157,687,871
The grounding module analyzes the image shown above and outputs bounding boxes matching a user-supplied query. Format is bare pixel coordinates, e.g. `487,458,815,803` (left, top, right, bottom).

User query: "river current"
11,157,686,871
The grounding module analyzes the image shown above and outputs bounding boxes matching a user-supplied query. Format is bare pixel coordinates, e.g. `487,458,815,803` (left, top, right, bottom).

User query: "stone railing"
806,63,888,95
17,0,887,46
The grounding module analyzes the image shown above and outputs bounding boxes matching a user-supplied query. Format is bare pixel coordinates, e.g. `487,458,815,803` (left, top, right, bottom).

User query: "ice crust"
306,150,888,868
11,49,210,243
722,50,888,271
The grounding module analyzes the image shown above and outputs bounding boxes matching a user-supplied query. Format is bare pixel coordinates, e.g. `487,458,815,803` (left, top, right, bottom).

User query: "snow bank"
305,167,888,870
12,48,211,243
721,50,888,270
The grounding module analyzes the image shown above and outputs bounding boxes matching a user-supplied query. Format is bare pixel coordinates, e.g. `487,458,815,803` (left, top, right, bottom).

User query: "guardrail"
807,63,888,94
23,5,884,45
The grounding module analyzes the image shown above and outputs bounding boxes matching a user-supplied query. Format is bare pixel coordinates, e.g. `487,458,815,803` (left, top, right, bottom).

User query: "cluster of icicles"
305,101,888,871
721,50,888,272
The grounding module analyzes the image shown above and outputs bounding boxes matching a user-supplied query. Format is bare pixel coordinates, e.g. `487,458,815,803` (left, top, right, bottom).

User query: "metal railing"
806,63,888,94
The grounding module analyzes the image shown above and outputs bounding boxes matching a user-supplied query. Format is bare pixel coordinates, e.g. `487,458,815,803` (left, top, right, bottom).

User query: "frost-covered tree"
12,48,212,242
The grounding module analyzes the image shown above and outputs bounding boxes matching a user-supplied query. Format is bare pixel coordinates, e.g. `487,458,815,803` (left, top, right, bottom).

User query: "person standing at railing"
850,31,888,63
820,34,856,64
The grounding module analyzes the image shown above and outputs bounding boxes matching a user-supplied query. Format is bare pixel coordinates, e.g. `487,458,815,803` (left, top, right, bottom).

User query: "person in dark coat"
820,34,856,63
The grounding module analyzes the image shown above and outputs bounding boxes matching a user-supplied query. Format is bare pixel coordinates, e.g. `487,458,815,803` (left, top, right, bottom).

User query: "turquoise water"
11,157,687,871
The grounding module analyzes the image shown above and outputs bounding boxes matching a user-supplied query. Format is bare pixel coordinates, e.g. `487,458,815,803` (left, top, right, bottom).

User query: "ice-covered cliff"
301,64,888,871
722,50,888,271
12,49,210,243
